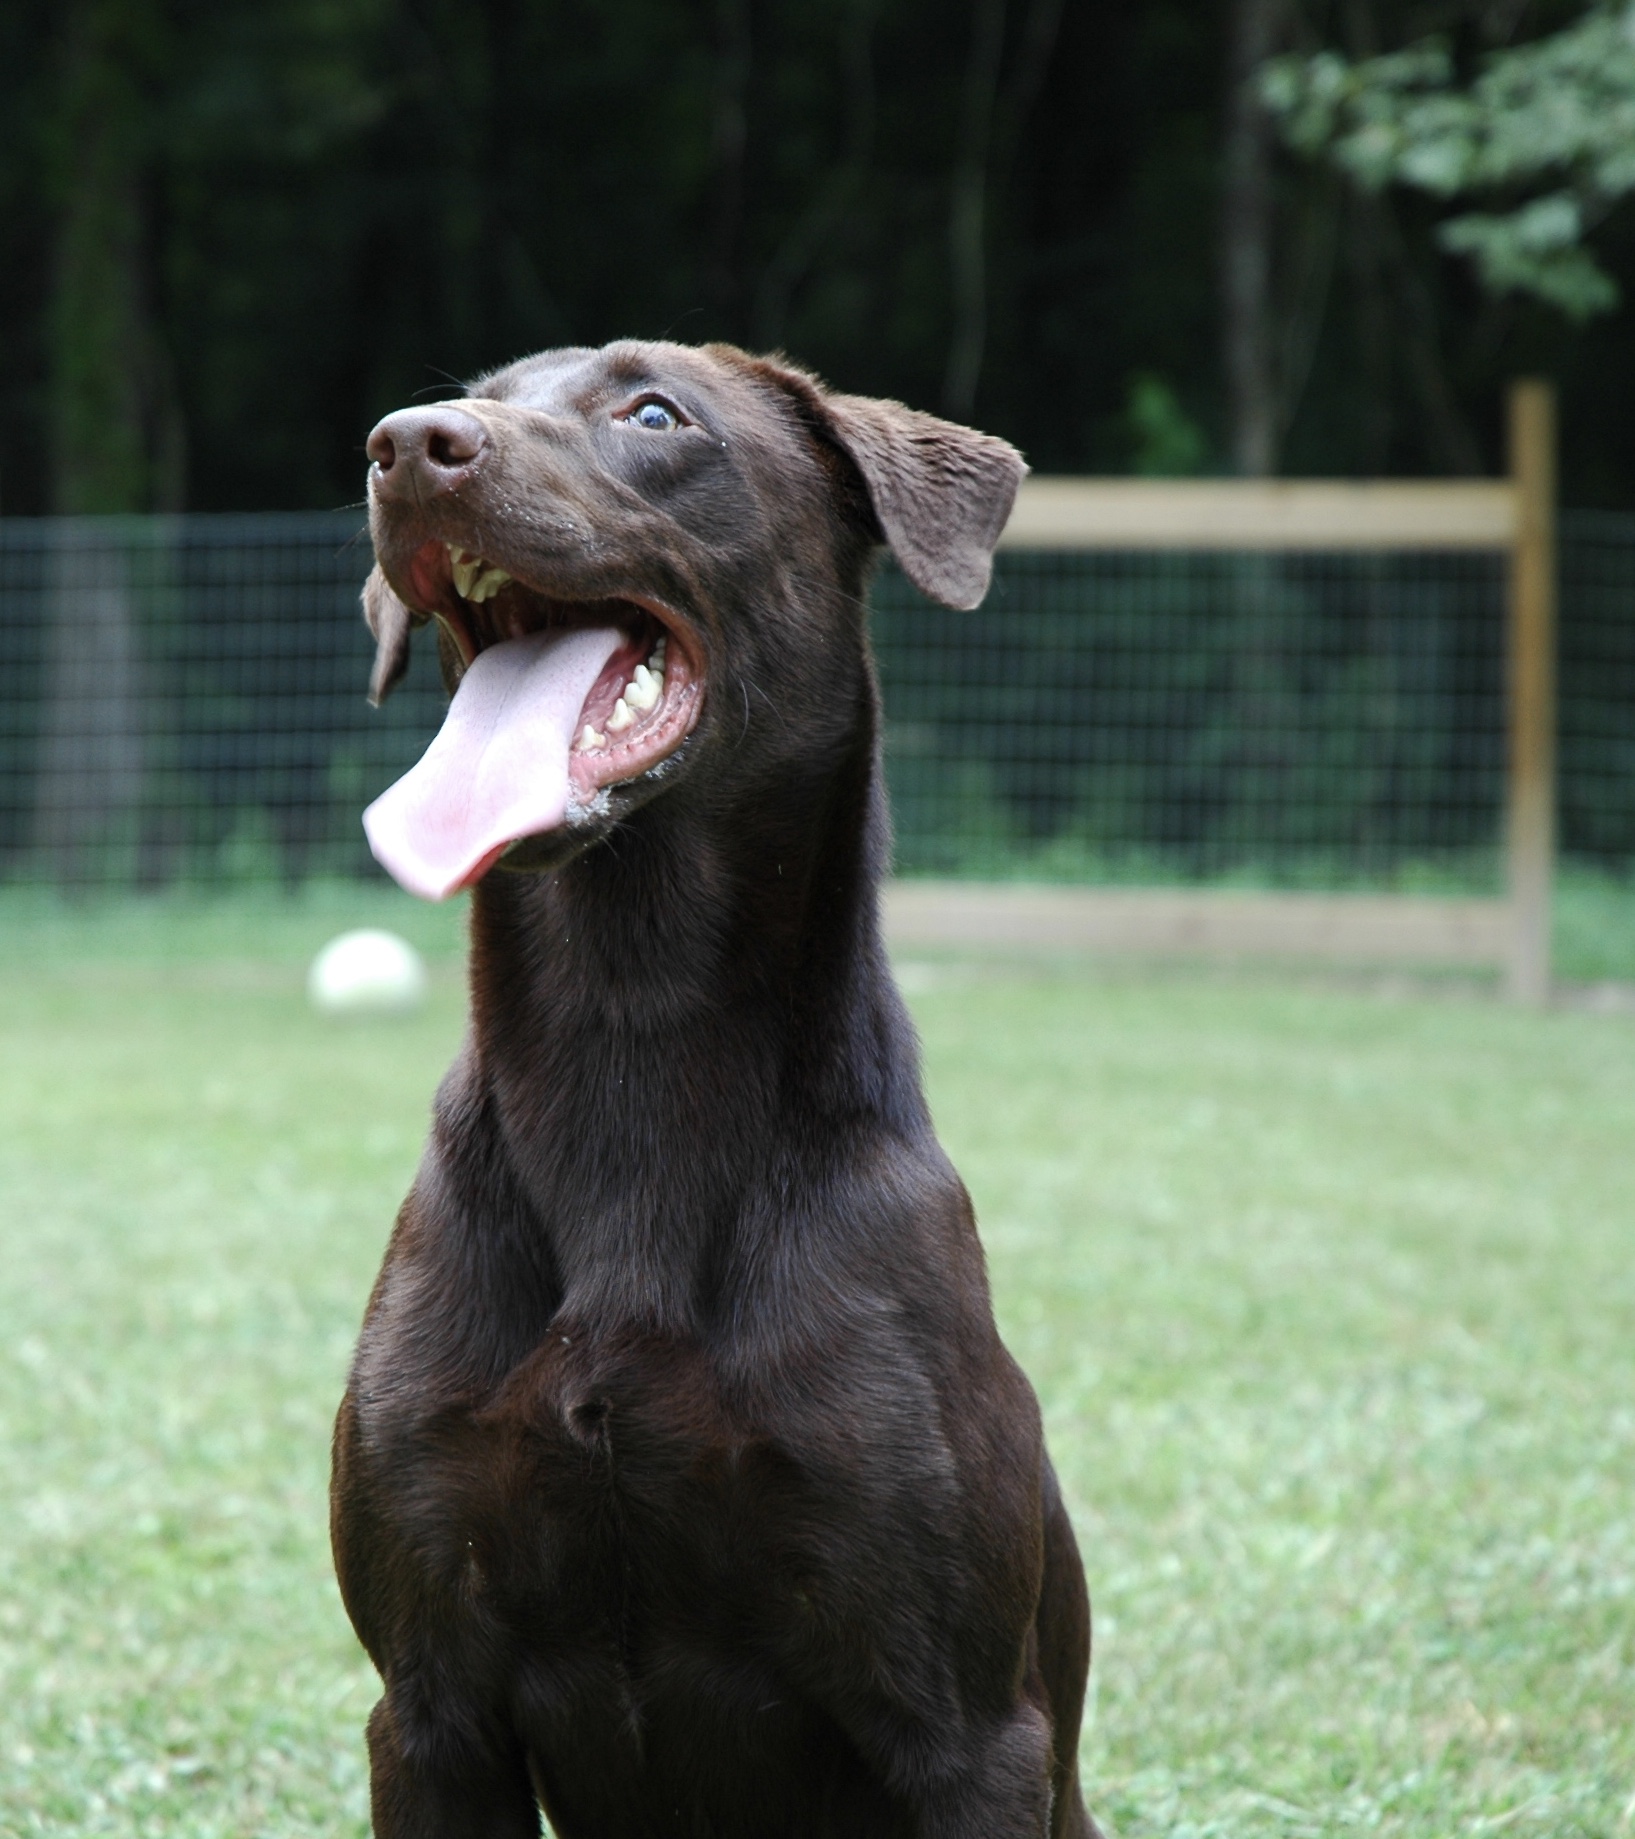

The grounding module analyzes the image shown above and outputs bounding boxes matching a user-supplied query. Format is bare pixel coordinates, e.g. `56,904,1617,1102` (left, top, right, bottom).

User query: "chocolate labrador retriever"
333,340,1099,1838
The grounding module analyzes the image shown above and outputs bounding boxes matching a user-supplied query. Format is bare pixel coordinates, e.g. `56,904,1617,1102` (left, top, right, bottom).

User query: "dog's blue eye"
628,400,680,432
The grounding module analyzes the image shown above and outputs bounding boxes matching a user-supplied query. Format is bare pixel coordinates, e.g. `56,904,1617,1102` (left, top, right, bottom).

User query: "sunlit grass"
928,969,1635,1837
0,894,1631,1835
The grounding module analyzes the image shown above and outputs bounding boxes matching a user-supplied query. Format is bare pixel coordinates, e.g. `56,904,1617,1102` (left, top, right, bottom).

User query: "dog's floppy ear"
362,565,425,707
814,391,1026,609
735,353,1025,606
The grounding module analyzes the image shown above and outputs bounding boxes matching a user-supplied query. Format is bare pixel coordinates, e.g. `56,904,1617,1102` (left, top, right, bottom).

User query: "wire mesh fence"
0,510,1629,894
1559,513,1635,870
875,548,1510,888
0,515,430,890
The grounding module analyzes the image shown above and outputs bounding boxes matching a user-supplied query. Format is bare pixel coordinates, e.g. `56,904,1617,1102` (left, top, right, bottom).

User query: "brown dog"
332,340,1099,1838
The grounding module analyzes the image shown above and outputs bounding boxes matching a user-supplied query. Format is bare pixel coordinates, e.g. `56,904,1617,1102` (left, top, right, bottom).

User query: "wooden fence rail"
888,380,1557,1005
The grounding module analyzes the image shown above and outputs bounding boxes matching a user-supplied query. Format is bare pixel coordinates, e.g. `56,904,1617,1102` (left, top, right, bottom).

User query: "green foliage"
1263,4,1635,319
38,0,389,511
11,3,1635,506
1126,372,1210,475
1553,863,1635,981
0,2,1251,509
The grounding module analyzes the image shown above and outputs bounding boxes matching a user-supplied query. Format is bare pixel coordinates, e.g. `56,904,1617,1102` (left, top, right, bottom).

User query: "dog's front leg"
365,1694,540,1839
892,1702,1057,1839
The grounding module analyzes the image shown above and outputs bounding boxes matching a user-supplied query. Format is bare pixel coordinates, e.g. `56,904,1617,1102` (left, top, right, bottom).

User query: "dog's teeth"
468,567,511,603
625,666,660,712
576,724,607,752
451,554,481,598
606,698,635,733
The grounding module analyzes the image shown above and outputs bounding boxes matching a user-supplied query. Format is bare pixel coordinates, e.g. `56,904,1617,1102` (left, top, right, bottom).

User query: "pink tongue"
364,625,625,901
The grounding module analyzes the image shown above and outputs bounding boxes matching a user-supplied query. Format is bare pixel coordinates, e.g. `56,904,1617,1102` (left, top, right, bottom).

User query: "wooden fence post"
1505,380,1557,1007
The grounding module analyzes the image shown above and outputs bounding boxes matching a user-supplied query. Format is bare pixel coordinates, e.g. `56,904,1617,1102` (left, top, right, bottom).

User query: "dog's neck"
457,708,931,1332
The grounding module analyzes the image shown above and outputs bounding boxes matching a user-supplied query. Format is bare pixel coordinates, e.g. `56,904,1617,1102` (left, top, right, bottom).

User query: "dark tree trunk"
35,0,177,881
752,0,879,351
48,0,180,515
709,0,752,336
32,529,147,886
1349,193,1396,470
1221,0,1284,476
943,0,1006,420
1379,198,1485,475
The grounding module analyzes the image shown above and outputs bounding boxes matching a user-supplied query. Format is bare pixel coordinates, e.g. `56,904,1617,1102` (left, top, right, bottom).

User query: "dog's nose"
367,406,490,499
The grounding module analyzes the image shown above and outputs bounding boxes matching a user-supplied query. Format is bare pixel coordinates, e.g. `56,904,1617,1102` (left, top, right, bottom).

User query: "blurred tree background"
2,0,1633,518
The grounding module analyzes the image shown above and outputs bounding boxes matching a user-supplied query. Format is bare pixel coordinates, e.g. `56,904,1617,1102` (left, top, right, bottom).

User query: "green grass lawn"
1,893,1632,1837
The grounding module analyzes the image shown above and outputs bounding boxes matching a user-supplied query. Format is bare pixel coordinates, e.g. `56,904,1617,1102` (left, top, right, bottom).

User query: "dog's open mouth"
413,539,703,789
362,537,705,902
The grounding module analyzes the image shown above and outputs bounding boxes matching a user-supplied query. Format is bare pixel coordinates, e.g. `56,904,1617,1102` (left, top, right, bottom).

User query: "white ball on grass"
308,930,428,1017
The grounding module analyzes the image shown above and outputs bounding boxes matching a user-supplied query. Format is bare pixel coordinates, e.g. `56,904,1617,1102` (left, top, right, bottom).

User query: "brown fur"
332,340,1100,1838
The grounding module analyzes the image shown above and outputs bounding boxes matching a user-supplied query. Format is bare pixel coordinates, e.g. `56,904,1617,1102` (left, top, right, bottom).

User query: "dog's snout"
368,406,489,499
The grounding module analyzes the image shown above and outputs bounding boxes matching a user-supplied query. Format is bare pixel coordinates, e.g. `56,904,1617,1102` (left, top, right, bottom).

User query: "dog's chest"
364,1323,806,1636
346,1318,909,1829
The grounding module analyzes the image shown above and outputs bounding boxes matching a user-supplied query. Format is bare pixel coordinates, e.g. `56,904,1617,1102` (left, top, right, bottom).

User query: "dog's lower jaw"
491,823,605,878
564,785,613,828
488,741,696,880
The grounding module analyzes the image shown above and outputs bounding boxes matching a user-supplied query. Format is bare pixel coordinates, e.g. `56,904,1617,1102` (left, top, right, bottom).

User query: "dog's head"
361,340,1024,897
